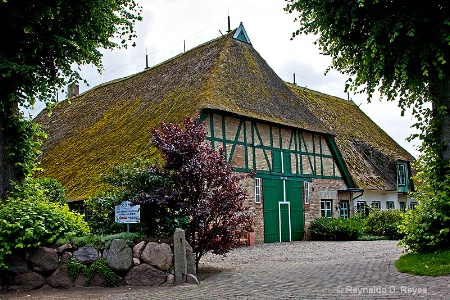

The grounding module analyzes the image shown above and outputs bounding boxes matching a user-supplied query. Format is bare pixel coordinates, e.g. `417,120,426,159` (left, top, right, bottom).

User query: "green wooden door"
263,179,282,243
280,203,290,242
286,180,304,241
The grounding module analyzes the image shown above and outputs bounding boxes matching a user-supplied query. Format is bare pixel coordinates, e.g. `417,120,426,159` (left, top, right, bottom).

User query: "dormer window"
397,163,407,186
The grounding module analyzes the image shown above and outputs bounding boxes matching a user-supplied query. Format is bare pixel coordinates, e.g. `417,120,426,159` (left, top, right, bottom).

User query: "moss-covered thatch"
287,84,415,190
35,25,414,199
35,28,331,200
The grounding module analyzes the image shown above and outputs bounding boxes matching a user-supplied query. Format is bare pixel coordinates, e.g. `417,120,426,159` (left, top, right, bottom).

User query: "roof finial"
227,14,231,33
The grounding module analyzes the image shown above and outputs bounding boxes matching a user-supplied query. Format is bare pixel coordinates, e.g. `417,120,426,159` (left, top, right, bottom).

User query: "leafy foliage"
309,216,363,241
0,180,89,269
0,0,142,198
4,113,47,180
137,116,254,266
398,152,450,253
363,209,404,239
55,232,146,248
284,0,448,113
285,0,450,253
66,257,117,286
12,177,68,205
85,158,175,236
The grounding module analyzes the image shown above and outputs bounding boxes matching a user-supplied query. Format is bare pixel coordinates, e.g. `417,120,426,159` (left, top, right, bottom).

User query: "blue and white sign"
115,201,140,224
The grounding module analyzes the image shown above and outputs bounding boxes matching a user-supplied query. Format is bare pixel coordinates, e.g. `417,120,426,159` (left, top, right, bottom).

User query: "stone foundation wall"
0,233,196,292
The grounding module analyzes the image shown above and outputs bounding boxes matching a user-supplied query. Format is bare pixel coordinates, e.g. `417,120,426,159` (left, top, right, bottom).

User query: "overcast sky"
29,0,420,157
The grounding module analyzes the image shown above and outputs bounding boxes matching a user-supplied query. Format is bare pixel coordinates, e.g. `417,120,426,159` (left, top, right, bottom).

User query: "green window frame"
409,201,418,210
371,201,381,210
386,201,395,209
356,201,368,217
400,202,406,212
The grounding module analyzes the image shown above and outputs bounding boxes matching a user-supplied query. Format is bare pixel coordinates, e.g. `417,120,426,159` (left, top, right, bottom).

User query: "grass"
395,249,450,276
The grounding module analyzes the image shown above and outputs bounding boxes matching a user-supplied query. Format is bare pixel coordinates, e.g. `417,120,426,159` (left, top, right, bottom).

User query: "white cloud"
27,0,420,157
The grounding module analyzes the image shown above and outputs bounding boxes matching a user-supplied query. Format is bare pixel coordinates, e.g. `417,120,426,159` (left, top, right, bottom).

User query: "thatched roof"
288,84,415,190
35,26,332,200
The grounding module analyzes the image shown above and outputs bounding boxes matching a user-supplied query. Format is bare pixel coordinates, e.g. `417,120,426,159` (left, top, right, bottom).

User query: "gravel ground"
200,240,404,266
5,240,438,300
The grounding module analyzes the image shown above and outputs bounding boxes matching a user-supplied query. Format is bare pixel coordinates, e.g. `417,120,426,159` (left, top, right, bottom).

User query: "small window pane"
321,200,332,218
255,178,261,204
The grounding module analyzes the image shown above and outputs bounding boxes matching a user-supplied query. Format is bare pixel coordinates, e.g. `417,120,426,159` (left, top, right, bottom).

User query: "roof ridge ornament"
233,22,251,44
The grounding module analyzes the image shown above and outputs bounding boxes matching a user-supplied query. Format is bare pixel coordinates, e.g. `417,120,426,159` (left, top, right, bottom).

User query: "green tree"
285,0,450,251
285,0,449,172
0,0,142,199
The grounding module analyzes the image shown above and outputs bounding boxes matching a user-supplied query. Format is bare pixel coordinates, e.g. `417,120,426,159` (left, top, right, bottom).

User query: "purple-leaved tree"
140,116,254,267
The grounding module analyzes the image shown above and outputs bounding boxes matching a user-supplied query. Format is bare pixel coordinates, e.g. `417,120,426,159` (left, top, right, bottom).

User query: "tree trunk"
430,77,450,178
0,101,20,200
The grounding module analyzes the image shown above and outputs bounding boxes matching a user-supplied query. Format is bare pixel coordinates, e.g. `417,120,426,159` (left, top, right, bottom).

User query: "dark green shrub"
85,158,175,236
0,180,89,269
310,216,363,241
55,232,147,248
363,209,404,239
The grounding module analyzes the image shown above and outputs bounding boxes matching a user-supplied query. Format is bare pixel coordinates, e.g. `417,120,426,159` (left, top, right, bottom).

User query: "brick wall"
304,178,348,240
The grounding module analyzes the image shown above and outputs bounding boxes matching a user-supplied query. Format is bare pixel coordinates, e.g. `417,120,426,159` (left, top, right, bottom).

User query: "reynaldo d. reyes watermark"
337,285,428,295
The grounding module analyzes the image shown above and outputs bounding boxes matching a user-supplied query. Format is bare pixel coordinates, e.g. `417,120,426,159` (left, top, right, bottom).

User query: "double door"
263,179,304,243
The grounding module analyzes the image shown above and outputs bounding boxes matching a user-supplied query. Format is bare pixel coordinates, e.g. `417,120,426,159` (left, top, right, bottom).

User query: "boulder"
124,264,166,286
28,247,58,272
12,272,46,291
46,265,73,289
4,252,29,275
60,251,72,263
57,243,72,254
89,272,119,287
133,240,146,258
106,239,133,272
141,242,173,271
73,246,99,264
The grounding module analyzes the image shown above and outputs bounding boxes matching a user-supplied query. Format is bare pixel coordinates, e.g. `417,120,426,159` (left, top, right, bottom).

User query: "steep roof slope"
288,84,415,190
35,28,331,200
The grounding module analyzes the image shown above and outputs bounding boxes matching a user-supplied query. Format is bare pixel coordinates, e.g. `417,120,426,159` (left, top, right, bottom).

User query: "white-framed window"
371,201,381,210
339,201,349,219
397,164,407,186
386,201,395,209
303,181,311,204
255,178,261,204
321,200,332,218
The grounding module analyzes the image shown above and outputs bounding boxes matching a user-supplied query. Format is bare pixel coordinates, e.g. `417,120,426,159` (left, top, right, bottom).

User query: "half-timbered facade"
35,23,414,243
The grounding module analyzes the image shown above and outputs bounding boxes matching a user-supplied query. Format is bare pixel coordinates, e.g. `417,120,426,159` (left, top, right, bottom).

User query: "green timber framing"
201,110,355,243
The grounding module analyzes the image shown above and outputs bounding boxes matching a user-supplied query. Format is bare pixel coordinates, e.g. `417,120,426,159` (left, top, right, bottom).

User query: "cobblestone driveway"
2,240,449,299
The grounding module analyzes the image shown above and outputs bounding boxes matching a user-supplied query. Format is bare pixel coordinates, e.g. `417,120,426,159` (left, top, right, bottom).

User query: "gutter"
347,187,364,201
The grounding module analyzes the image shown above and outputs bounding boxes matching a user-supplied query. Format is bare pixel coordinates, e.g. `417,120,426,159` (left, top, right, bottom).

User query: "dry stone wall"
0,230,196,292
